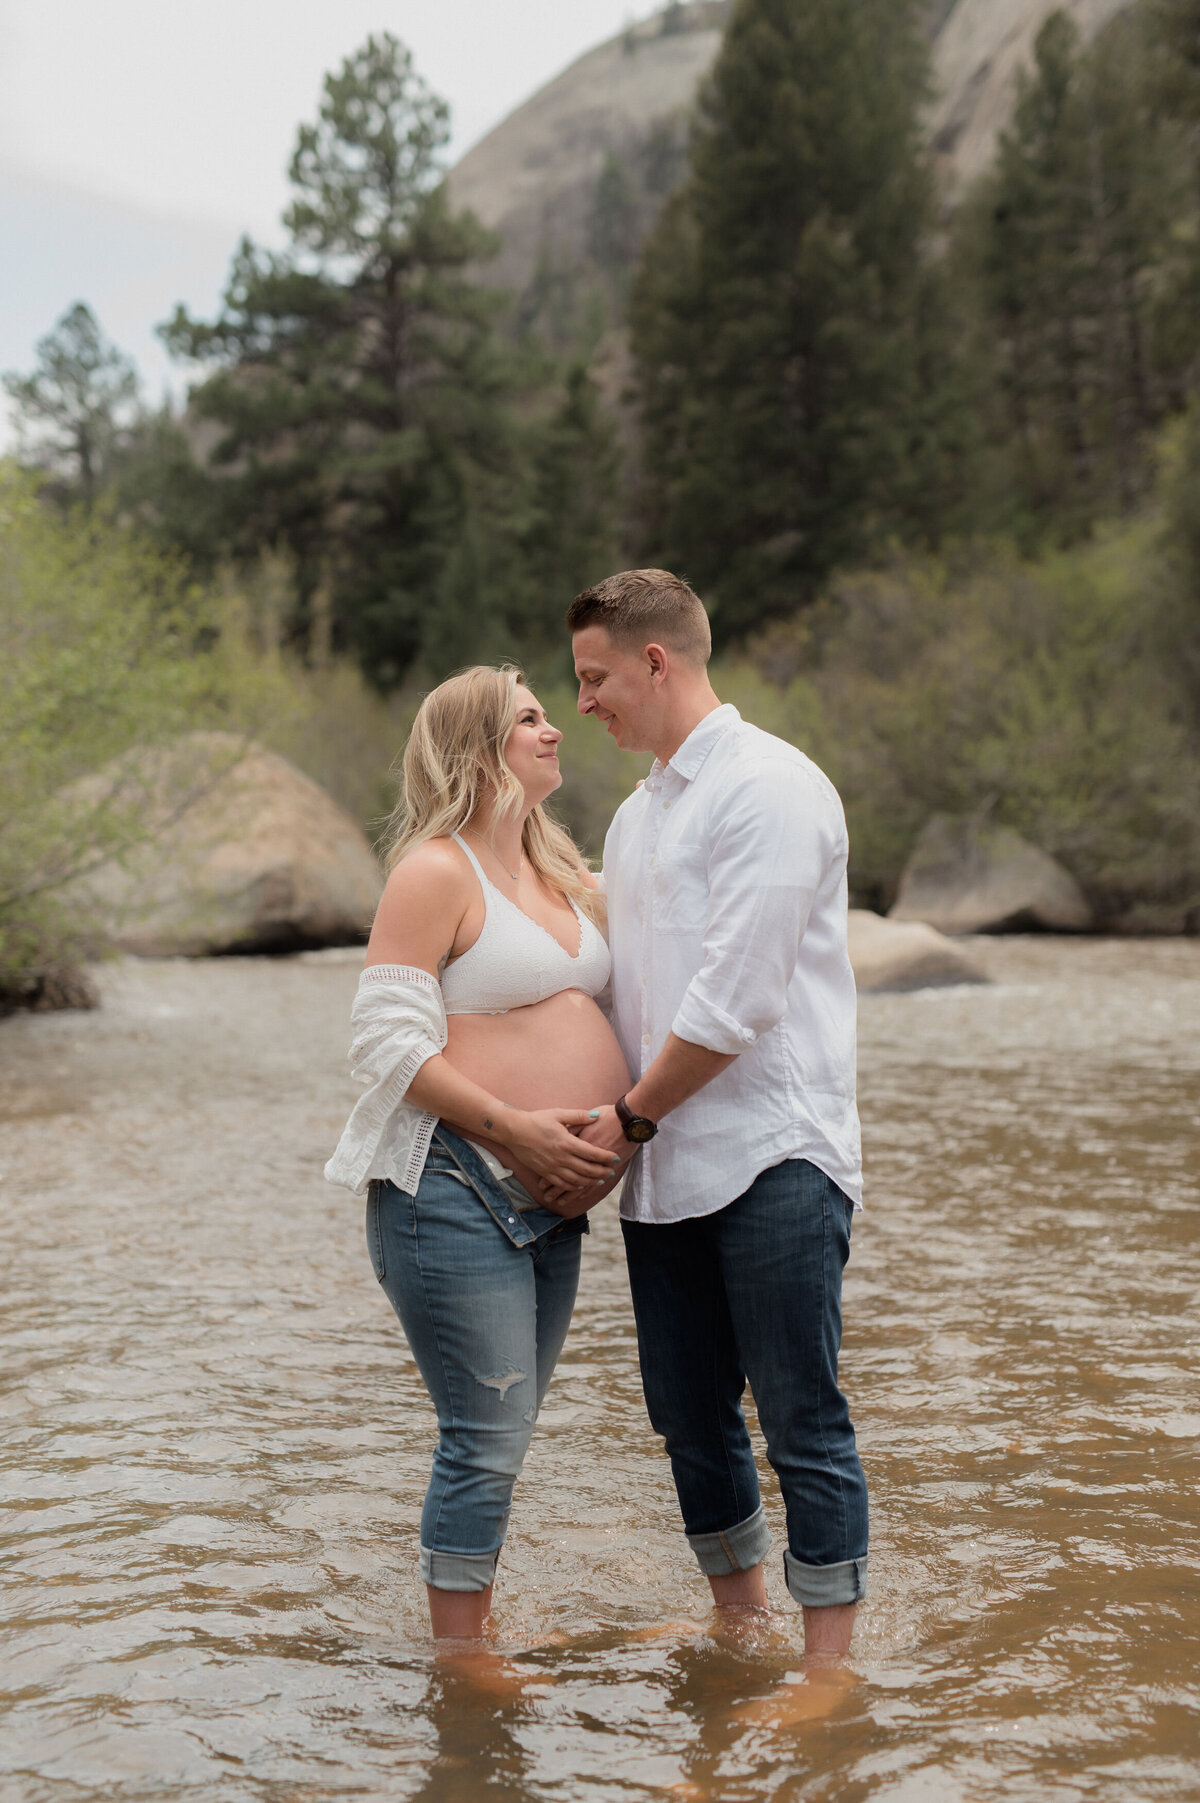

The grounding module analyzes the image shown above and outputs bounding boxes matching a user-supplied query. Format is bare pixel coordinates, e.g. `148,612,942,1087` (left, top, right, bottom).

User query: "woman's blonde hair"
384,665,602,923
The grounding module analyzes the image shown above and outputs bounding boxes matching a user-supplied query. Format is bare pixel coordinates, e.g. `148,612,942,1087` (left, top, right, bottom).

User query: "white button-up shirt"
603,704,862,1223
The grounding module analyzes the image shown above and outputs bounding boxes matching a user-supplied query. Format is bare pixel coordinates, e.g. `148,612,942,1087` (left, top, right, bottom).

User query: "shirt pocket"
653,840,709,935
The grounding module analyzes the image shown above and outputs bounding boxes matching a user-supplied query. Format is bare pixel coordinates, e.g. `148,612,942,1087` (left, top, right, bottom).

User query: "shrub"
742,532,1200,926
0,469,274,1002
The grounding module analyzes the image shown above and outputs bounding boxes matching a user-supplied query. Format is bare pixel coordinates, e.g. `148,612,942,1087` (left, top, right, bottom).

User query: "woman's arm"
369,843,617,1188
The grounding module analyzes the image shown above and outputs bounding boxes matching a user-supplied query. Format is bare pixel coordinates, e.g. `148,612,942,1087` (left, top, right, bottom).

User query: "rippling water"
1,939,1198,1801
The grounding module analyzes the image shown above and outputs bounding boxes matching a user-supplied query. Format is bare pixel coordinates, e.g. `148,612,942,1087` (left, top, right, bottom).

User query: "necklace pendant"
466,824,521,882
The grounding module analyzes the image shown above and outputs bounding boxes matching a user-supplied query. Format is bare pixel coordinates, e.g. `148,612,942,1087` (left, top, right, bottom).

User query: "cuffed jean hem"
687,1505,773,1577
418,1545,500,1592
783,1550,868,1608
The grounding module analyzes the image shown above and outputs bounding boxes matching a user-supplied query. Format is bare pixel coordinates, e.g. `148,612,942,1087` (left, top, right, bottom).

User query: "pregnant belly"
444,989,631,1201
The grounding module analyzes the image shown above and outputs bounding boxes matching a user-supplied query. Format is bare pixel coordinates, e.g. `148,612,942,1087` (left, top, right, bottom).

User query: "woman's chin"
520,771,562,806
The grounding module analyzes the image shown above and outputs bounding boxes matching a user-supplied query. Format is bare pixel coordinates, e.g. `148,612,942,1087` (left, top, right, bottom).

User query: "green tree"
960,9,1190,535
0,466,264,1002
163,33,514,686
516,364,621,667
630,0,965,641
1147,0,1200,395
1150,0,1200,138
1164,401,1200,714
3,302,139,502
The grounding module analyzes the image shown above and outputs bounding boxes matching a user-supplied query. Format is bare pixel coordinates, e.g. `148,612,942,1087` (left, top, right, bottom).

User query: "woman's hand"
497,1108,621,1191
536,1167,623,1218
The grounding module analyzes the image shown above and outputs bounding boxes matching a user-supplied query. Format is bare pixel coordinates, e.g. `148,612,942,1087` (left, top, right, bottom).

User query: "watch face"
627,1118,656,1143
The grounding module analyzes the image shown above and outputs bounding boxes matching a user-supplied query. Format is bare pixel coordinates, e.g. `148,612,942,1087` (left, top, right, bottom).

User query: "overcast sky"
0,0,650,436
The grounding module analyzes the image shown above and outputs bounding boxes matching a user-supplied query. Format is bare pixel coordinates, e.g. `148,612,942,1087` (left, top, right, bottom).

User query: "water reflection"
1,939,1198,1799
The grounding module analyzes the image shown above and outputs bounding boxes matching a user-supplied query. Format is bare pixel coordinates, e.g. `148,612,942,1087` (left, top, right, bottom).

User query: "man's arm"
534,1035,736,1210
628,1035,737,1120
543,757,838,1212
566,1035,737,1177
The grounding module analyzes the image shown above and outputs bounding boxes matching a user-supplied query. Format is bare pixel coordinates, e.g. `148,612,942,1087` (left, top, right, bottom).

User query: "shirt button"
507,1215,516,1225
662,801,670,810
642,1034,650,1045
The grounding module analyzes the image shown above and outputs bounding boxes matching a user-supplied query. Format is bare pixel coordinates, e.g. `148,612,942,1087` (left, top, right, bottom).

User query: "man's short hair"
567,569,712,667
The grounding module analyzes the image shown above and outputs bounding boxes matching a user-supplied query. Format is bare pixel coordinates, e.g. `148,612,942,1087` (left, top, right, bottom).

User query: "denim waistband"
426,1125,587,1249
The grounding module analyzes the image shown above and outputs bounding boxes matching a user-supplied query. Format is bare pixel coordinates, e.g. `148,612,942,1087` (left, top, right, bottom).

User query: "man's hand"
577,1104,626,1160
538,1105,629,1213
500,1107,619,1190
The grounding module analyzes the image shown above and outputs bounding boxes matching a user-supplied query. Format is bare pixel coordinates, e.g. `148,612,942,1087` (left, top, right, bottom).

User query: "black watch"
615,1094,658,1143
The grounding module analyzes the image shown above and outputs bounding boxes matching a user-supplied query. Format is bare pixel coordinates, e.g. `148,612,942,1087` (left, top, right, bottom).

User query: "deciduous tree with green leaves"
0,465,269,1005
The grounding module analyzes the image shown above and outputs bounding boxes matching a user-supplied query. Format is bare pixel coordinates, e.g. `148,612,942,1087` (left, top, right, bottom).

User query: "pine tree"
1150,0,1200,134
961,9,1189,534
629,0,962,640
163,34,515,685
1148,0,1200,397
3,303,139,502
517,364,621,667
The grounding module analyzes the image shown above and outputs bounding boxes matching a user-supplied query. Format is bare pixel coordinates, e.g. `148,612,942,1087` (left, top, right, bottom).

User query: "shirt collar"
647,703,740,788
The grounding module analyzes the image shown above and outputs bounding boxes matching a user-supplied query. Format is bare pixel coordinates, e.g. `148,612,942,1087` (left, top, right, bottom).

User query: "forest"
4,0,1200,1000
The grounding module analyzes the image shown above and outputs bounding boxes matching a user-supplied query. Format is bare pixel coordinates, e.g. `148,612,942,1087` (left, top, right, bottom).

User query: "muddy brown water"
1,939,1197,1802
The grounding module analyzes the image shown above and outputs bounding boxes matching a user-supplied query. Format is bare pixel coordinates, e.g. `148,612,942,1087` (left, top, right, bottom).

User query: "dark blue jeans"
622,1158,869,1607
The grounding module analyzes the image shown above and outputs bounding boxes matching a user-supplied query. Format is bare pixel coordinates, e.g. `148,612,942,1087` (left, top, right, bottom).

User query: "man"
566,567,868,1655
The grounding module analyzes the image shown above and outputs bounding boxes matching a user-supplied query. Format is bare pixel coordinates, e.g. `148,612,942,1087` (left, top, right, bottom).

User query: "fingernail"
588,1109,600,1119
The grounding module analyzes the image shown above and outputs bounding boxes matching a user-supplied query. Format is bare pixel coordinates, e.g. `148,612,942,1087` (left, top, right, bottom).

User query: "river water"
1,938,1197,1802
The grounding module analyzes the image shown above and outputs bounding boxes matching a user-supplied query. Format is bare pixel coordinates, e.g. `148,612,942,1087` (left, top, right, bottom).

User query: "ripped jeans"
366,1127,587,1592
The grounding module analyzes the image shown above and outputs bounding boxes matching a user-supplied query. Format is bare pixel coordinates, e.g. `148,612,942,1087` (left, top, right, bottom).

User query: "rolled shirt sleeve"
671,763,833,1056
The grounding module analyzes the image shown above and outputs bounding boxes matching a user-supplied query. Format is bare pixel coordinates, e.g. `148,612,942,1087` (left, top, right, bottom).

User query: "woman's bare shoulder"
388,836,472,887
368,838,473,964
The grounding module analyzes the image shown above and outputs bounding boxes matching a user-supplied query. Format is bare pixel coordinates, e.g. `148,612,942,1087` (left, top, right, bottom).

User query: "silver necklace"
464,826,522,882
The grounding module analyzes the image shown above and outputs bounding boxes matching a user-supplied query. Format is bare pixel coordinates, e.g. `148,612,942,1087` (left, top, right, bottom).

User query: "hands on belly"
536,1103,629,1216
504,1108,621,1193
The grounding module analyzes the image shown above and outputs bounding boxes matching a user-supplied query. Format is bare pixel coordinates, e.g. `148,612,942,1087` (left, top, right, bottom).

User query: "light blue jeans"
366,1127,587,1592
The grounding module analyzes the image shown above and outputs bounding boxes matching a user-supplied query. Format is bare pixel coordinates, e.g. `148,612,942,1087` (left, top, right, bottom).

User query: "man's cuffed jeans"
622,1158,869,1608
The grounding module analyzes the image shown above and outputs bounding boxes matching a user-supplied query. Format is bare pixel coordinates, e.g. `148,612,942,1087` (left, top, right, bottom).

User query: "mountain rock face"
447,0,1136,307
448,6,725,302
927,0,1136,186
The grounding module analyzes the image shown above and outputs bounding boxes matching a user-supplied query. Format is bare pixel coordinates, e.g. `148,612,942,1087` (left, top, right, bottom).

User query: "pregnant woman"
326,665,630,1640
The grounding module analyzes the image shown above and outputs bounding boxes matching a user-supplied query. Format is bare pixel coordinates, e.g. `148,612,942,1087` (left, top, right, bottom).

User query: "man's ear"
644,642,670,686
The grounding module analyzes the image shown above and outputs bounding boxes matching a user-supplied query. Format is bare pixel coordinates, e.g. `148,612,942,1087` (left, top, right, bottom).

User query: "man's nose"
577,689,594,717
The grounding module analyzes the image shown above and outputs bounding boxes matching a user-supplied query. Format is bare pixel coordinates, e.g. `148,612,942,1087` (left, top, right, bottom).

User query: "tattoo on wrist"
483,1116,494,1132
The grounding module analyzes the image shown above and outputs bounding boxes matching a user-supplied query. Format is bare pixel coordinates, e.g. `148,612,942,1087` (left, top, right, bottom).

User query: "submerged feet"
433,1638,553,1701
732,1653,858,1727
